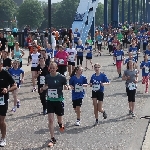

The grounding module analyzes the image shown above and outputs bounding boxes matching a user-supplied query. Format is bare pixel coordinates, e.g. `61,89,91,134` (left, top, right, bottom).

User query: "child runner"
69,66,87,126
90,63,109,126
76,40,84,66
113,44,124,78
85,43,93,70
36,57,49,115
144,43,150,61
9,60,24,112
140,55,150,93
124,52,135,65
122,61,139,117
40,62,70,147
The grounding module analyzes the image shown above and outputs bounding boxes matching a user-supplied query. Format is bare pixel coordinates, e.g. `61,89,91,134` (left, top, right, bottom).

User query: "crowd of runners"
0,22,150,147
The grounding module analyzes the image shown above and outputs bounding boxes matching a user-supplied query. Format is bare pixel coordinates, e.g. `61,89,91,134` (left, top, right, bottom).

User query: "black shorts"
8,45,14,53
47,101,64,116
126,88,136,102
72,98,82,108
0,104,8,116
58,65,67,75
31,67,37,71
91,91,104,101
68,61,75,66
13,32,17,37
0,47,5,51
86,56,92,60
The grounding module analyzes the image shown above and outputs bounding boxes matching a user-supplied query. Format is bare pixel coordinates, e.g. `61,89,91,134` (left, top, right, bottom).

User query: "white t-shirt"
66,48,77,62
30,52,40,67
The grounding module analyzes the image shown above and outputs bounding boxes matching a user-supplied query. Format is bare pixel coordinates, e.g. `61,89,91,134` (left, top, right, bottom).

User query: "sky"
39,0,104,4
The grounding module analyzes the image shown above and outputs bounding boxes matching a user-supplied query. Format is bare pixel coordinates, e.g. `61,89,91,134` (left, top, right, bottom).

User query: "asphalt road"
2,47,150,150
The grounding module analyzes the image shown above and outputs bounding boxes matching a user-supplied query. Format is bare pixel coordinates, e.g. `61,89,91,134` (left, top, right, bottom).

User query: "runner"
40,62,70,147
69,66,87,126
12,42,24,68
55,45,68,76
36,57,49,115
9,60,24,112
122,60,139,117
27,46,40,92
113,44,124,77
66,43,77,76
85,43,93,70
7,32,14,57
0,58,17,147
140,55,150,93
90,63,109,126
0,33,7,58
2,51,12,70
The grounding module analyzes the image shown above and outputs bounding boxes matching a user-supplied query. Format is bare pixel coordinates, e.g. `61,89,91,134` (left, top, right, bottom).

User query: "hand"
27,63,29,66
39,69,42,74
126,76,130,80
100,82,104,86
70,85,74,90
40,87,43,93
1,88,8,94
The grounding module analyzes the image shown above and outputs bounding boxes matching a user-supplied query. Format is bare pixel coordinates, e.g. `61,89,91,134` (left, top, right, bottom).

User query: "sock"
96,119,98,122
77,118,80,121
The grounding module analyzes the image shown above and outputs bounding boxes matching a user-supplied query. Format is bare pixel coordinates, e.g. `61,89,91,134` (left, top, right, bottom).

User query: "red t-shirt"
27,38,32,48
55,51,68,66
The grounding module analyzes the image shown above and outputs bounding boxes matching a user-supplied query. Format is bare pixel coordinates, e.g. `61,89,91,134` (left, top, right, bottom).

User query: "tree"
17,0,44,29
0,0,17,28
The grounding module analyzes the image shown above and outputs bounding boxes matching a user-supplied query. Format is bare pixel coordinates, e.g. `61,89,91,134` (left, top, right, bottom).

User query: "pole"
147,0,150,23
140,0,142,23
132,0,135,23
104,0,108,29
48,0,51,44
128,0,130,24
122,0,124,24
90,18,95,43
137,0,139,22
143,0,145,23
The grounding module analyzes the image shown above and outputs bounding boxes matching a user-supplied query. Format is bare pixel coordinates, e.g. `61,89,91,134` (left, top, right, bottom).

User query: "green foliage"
17,0,44,29
0,0,17,28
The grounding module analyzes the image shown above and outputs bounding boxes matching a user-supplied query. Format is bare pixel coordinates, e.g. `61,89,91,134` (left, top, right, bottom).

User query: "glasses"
94,67,100,69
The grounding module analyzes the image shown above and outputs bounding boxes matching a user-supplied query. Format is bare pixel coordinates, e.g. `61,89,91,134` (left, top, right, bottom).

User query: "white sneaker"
74,120,80,126
0,139,6,147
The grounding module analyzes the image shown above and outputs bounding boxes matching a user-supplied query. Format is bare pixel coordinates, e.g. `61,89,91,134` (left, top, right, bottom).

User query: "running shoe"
94,121,98,126
43,110,47,115
103,111,107,119
17,101,20,108
59,125,65,132
31,87,36,92
48,137,56,147
74,120,80,126
12,107,16,112
0,139,6,147
132,113,135,117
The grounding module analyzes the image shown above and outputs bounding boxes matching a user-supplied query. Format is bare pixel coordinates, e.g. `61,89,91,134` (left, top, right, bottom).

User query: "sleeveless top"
14,48,22,62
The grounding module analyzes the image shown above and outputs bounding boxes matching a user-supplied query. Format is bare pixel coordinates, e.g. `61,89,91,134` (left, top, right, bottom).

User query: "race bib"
13,76,20,83
87,49,91,53
138,40,140,42
59,59,64,64
74,34,77,38
69,55,74,62
0,96,5,105
75,84,83,92
128,83,136,90
117,55,122,60
145,66,149,73
92,84,100,91
40,76,45,84
98,41,102,44
32,59,37,64
144,40,147,43
48,89,58,98
104,38,106,41
132,51,136,56
109,42,111,45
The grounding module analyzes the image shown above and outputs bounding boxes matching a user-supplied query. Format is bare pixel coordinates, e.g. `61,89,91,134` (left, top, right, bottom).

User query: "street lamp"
48,0,51,44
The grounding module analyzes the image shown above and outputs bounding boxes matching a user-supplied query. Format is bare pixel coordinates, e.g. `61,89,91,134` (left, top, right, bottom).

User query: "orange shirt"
55,31,59,40
30,45,41,54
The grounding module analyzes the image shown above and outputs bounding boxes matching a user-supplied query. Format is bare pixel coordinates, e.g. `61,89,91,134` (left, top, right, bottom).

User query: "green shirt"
86,39,92,46
117,33,123,41
7,35,14,46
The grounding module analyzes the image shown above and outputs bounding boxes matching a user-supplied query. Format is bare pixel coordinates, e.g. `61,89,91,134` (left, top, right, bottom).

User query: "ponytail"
70,66,80,77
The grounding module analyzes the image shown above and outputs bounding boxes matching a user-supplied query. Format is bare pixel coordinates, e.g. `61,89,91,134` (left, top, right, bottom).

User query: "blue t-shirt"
9,68,24,87
76,45,84,56
143,36,148,44
69,75,87,100
74,32,80,42
90,73,109,92
140,61,150,76
129,47,138,60
144,50,150,61
113,50,124,61
137,35,142,42
97,35,103,42
85,46,92,57
46,48,53,58
124,57,135,64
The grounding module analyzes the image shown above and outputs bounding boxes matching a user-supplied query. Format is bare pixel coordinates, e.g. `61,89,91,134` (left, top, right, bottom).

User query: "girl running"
90,63,109,126
140,55,150,93
9,60,24,112
36,57,49,115
40,62,70,147
69,66,87,126
122,61,139,117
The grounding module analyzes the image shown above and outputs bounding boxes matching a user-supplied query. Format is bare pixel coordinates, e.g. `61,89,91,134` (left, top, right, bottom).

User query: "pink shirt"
55,50,68,65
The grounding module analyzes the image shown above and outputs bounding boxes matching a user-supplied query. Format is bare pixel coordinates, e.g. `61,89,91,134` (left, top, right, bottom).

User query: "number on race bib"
0,96,5,105
48,89,58,98
98,41,101,44
128,83,136,90
109,42,111,45
59,59,64,64
117,55,122,60
40,76,45,84
75,84,83,92
145,67,149,73
13,76,20,83
92,84,100,91
74,34,77,38
69,55,74,62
